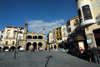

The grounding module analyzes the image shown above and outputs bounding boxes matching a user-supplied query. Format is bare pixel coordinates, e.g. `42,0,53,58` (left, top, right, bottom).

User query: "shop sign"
57,40,62,43
96,14,100,21
87,39,92,44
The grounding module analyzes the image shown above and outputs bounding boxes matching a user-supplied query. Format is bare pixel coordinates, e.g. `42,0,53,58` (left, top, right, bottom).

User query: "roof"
75,36,85,41
6,25,24,28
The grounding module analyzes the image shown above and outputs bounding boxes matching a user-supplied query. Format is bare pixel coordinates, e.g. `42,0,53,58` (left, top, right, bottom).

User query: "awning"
75,36,85,41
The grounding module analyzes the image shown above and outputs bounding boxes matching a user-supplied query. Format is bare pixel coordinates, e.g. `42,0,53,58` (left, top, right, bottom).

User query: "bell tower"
23,21,28,50
43,28,45,35
24,21,28,33
42,27,45,50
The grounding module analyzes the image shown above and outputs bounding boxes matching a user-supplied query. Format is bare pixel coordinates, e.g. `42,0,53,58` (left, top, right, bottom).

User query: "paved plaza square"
0,50,100,67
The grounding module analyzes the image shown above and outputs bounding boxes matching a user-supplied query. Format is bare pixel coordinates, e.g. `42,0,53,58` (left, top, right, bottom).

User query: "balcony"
67,25,71,29
80,19,96,27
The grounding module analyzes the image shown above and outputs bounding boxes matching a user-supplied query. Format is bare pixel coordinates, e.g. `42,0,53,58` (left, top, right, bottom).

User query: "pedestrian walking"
80,48,84,58
86,46,93,62
92,46,100,64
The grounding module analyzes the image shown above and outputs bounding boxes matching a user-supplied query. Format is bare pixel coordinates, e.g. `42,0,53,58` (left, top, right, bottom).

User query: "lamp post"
49,43,51,52
14,28,22,59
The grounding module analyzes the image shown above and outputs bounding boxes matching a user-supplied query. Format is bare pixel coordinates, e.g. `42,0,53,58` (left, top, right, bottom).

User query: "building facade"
48,29,57,49
0,30,4,51
2,26,25,51
26,28,45,50
55,27,62,48
1,21,46,51
66,16,87,53
76,0,100,48
61,24,68,42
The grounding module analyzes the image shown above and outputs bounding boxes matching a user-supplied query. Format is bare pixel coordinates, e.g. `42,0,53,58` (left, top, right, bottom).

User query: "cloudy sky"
28,19,65,33
0,0,78,38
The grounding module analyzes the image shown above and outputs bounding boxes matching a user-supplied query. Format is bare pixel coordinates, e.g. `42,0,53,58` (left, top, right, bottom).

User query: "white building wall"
61,24,68,41
0,30,5,46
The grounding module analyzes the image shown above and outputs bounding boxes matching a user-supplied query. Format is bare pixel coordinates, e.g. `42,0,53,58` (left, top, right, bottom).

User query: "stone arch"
3,46,9,51
58,44,63,48
10,46,16,51
17,46,22,50
54,45,57,49
33,42,37,49
26,42,31,50
38,36,43,39
0,47,2,51
27,35,32,39
38,42,43,47
33,35,37,39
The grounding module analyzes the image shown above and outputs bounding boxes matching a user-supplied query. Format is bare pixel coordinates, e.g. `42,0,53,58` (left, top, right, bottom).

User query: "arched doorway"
93,29,100,47
54,45,57,49
38,42,42,48
27,35,32,39
33,36,37,39
17,46,22,50
3,46,9,51
33,42,37,49
0,47,2,51
26,42,31,50
38,36,43,39
10,46,16,51
58,44,63,49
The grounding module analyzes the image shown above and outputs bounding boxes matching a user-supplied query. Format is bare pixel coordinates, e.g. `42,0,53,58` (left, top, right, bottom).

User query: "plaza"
0,50,100,67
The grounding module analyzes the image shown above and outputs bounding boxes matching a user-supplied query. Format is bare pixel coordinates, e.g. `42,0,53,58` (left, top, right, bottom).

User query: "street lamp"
14,28,23,59
49,43,51,52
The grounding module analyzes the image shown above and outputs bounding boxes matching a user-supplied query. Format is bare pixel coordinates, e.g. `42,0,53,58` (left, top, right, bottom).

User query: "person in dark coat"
92,46,100,63
86,47,93,62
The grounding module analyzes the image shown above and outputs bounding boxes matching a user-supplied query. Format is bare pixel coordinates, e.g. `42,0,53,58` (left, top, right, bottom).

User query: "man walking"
92,46,100,64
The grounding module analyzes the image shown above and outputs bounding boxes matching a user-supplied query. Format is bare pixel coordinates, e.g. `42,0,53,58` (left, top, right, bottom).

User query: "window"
60,33,61,36
97,21,100,25
13,35,15,38
67,21,70,27
12,41,15,45
78,9,82,23
14,30,16,34
19,35,22,39
6,35,9,38
82,5,92,21
67,28,71,33
0,35,3,38
7,30,10,34
74,19,79,26
6,41,8,45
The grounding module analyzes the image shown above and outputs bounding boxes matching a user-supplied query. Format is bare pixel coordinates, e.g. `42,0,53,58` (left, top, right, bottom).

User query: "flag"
33,35,35,37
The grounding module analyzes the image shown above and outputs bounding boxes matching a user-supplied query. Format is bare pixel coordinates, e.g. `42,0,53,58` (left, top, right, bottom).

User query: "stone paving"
0,50,100,67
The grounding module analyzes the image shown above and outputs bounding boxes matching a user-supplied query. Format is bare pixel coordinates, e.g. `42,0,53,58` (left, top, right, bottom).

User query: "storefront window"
82,5,92,21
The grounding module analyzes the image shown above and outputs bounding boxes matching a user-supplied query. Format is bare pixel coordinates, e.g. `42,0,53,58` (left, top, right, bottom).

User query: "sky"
0,0,78,38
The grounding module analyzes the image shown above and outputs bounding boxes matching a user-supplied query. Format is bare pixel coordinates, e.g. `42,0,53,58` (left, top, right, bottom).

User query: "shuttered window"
82,5,92,21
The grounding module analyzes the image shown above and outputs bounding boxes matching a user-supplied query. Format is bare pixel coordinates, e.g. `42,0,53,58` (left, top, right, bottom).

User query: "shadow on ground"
45,55,53,67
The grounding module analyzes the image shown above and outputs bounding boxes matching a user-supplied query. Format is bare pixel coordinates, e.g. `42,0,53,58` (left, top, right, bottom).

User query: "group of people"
80,46,100,64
